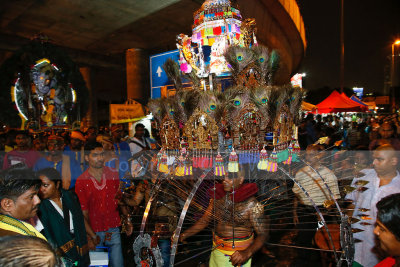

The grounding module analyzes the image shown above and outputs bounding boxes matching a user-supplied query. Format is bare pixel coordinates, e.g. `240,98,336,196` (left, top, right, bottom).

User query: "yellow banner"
109,103,146,124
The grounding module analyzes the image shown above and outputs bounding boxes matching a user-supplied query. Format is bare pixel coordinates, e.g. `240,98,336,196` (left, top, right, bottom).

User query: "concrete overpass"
0,0,306,124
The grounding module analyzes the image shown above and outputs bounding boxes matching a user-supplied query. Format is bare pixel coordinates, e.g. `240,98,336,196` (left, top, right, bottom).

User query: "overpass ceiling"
0,0,305,78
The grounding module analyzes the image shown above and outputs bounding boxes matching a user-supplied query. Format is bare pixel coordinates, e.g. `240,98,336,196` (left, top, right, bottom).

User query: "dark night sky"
296,0,400,94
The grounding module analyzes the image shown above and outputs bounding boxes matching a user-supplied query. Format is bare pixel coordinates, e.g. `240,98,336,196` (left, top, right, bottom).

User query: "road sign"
150,49,180,99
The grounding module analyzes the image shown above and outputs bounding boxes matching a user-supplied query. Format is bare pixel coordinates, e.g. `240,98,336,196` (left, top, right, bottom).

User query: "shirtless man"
180,167,268,266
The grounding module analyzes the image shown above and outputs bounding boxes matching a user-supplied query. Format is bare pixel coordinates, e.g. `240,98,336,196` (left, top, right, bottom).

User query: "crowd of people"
0,113,400,266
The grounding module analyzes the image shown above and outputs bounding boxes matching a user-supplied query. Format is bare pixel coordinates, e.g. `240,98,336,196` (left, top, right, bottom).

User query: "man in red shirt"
75,142,132,267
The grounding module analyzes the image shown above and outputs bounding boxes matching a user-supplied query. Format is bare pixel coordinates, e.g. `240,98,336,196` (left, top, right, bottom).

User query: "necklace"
90,172,106,190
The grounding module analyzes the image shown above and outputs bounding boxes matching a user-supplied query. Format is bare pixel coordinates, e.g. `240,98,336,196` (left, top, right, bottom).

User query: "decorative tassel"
158,151,169,173
193,149,199,168
228,148,239,173
283,143,293,165
175,154,186,176
214,152,225,176
292,141,300,162
257,147,269,170
267,148,278,172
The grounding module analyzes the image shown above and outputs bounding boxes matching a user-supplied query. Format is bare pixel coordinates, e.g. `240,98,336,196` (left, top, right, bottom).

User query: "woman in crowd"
35,168,90,267
374,193,400,267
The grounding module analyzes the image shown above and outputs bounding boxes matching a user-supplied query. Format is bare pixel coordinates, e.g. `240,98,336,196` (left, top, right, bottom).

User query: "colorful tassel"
214,152,225,176
193,150,199,168
158,151,169,173
283,144,293,165
228,148,239,173
175,154,186,176
267,148,278,172
257,147,269,170
292,141,300,162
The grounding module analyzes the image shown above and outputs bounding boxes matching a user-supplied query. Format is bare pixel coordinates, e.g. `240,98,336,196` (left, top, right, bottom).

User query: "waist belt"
213,234,254,256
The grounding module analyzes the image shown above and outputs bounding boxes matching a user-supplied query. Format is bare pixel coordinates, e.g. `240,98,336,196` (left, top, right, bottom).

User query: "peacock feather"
252,46,270,85
224,46,256,86
267,50,280,85
289,86,306,125
224,86,251,128
163,58,183,91
198,90,224,126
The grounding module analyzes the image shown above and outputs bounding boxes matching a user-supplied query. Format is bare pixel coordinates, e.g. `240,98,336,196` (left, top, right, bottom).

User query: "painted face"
9,187,41,220
372,150,396,176
86,147,104,169
39,175,59,200
374,219,400,257
223,174,244,192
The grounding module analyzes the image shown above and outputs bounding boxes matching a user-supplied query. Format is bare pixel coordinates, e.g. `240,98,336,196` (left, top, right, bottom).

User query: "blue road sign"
150,50,180,99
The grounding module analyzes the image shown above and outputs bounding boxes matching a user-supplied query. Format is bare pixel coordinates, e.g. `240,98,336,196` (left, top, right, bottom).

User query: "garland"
0,38,89,128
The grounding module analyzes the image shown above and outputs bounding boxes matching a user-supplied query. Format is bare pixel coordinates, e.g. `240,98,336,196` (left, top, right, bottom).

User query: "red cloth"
75,167,121,232
375,257,396,267
3,150,41,169
213,26,222,35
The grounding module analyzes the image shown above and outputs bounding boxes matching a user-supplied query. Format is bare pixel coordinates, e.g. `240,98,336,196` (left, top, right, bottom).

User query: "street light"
391,40,400,85
391,40,400,109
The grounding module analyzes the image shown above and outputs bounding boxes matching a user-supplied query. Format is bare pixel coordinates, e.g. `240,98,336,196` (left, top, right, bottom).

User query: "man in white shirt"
129,124,151,157
346,145,400,267
129,124,154,177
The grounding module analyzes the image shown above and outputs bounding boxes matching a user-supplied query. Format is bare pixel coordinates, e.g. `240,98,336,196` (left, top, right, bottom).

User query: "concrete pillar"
126,48,145,100
79,67,97,128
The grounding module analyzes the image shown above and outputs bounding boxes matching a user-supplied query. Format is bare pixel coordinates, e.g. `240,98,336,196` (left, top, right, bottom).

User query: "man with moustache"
0,167,45,240
179,166,268,267
346,145,400,267
75,142,132,267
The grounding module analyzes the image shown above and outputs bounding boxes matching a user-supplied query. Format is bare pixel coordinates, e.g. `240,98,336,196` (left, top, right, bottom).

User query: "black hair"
135,123,145,130
376,193,400,241
84,141,103,156
0,165,41,202
0,235,59,266
36,168,62,191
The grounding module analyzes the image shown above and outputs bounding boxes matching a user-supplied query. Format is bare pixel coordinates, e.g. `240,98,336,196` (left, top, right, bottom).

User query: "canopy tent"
350,95,368,106
302,101,317,112
349,95,376,111
315,90,369,113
